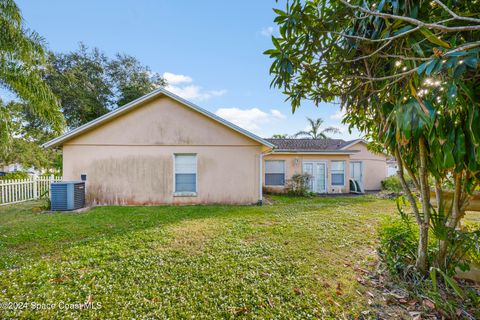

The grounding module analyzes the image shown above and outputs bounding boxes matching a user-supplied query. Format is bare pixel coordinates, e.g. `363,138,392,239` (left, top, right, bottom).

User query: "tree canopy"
0,0,63,151
44,44,166,129
266,0,480,274
294,117,340,139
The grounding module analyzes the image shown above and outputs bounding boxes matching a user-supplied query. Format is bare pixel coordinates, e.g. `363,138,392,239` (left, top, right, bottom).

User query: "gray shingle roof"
265,138,356,152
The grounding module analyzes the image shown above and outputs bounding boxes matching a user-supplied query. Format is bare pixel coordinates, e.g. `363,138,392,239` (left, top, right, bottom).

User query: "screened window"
174,154,197,193
331,161,345,186
265,160,285,186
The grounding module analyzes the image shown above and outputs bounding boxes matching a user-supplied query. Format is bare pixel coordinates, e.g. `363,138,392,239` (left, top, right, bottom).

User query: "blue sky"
15,0,361,140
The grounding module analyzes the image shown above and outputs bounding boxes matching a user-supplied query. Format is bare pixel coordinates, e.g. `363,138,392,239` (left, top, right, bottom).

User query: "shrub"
0,171,30,180
378,216,420,277
381,174,415,192
285,173,312,196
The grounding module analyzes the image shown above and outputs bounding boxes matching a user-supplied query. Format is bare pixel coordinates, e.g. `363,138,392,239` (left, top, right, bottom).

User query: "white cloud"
163,72,226,101
330,109,346,120
271,109,286,119
163,72,192,85
215,107,286,134
260,26,274,37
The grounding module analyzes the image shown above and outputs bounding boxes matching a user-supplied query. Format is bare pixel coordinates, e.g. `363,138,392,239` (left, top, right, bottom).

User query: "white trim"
349,160,364,193
339,139,367,150
264,160,286,187
43,88,275,149
302,160,328,194
271,151,358,155
173,153,198,196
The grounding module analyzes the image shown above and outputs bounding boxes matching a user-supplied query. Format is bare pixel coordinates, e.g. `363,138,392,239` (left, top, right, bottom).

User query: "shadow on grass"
0,195,380,268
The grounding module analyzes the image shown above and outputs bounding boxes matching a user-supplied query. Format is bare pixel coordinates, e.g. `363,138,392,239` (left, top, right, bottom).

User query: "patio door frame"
302,160,328,194
349,160,364,191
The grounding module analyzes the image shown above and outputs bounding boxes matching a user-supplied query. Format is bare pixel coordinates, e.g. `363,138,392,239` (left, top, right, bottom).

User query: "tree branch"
433,0,480,24
339,0,480,32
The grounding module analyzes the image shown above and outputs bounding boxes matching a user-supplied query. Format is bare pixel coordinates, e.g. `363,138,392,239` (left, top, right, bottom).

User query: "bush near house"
0,171,30,180
381,175,415,193
285,173,313,196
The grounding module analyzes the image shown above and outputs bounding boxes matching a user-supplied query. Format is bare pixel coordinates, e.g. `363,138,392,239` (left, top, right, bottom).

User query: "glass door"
303,161,327,193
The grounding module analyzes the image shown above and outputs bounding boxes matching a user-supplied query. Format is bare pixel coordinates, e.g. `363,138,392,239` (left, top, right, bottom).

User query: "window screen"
331,161,345,186
265,160,285,186
175,154,197,192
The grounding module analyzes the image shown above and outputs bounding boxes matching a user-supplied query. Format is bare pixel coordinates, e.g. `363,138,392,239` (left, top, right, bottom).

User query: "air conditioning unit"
50,181,85,211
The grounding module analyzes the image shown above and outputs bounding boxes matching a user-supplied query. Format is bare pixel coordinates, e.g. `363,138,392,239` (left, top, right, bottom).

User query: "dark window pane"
175,174,196,192
331,173,344,186
265,173,285,186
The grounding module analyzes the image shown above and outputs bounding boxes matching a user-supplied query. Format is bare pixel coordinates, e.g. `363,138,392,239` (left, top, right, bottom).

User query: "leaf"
417,61,429,75
437,269,464,298
419,27,450,48
425,59,438,75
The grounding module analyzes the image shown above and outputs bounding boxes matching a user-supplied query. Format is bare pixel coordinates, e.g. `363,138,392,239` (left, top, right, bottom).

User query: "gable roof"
266,138,361,154
43,88,275,148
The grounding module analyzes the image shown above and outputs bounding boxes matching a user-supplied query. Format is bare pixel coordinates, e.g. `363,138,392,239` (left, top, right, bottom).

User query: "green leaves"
419,28,450,49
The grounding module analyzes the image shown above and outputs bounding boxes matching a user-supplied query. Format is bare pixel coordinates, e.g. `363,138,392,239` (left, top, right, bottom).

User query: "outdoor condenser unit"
50,181,85,211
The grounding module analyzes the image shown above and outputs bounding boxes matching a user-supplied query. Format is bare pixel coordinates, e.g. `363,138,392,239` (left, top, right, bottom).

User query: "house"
44,88,387,205
263,139,387,194
386,157,399,177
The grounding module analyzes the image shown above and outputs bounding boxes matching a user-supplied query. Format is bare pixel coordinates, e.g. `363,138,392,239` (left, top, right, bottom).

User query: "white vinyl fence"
0,175,62,206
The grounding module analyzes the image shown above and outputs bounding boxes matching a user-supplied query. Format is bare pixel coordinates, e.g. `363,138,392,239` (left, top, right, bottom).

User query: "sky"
14,0,362,140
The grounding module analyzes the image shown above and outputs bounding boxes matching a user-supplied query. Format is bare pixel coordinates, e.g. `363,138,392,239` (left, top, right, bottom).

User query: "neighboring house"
1,164,42,175
386,157,399,177
263,139,387,194
44,88,387,205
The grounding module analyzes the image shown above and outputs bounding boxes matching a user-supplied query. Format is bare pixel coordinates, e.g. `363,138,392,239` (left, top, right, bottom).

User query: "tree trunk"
416,137,430,274
435,177,448,269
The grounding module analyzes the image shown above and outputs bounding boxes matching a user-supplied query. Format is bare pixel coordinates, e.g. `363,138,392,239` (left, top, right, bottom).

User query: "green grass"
0,196,397,319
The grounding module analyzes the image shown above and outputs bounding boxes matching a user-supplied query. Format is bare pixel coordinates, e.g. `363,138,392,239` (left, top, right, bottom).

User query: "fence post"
49,174,54,199
33,174,38,199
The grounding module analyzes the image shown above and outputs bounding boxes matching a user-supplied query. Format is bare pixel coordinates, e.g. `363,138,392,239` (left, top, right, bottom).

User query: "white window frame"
173,153,198,196
331,160,346,186
264,160,286,186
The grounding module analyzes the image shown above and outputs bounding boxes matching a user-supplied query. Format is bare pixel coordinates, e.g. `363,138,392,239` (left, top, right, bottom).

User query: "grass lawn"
1,195,399,318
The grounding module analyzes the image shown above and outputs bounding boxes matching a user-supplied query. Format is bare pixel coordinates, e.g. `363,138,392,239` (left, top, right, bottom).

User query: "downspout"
259,149,273,205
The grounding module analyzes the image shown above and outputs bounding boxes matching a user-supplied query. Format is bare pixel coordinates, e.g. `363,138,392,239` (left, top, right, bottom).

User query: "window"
265,160,285,186
331,161,345,186
174,154,197,194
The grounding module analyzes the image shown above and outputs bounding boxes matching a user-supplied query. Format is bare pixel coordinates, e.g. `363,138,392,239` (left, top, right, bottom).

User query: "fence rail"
0,176,62,206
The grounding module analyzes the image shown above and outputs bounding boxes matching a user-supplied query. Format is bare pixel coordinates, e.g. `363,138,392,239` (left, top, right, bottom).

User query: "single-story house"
44,88,387,205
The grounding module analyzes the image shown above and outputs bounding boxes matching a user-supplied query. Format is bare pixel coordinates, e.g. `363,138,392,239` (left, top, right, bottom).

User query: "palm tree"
0,0,63,149
294,117,340,139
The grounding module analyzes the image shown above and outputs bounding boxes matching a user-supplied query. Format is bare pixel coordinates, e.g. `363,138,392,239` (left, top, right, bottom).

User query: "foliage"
294,117,340,139
378,215,433,280
378,213,480,317
0,171,29,180
0,0,64,151
0,101,61,170
0,196,397,318
271,134,288,138
266,0,480,274
44,44,165,129
285,173,313,196
381,175,415,192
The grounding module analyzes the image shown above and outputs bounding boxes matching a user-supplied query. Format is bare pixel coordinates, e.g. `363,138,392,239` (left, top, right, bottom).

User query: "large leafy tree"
44,44,165,128
294,117,340,139
266,0,480,274
0,100,60,171
0,0,63,150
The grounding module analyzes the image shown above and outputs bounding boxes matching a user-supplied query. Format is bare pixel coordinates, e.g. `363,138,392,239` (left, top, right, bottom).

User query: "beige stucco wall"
62,96,264,205
263,154,351,193
347,142,387,191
